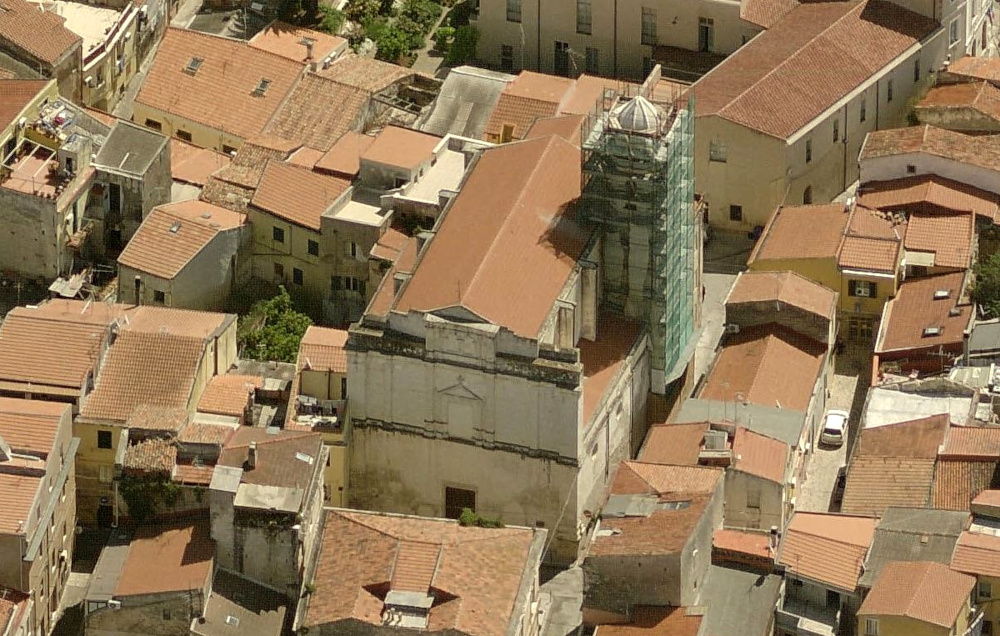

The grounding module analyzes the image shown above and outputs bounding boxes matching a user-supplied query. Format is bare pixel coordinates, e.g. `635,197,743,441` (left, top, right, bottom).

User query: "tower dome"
610,95,661,133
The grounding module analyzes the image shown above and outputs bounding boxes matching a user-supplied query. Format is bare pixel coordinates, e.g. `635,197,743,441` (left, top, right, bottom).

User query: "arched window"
803,186,813,205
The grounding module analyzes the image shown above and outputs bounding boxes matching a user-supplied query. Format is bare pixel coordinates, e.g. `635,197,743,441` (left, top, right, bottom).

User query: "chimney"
304,40,314,61
133,275,141,306
247,441,257,470
769,526,780,553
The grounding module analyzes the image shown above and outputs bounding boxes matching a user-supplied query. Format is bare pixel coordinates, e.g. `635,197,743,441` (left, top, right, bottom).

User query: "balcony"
777,595,841,636
963,609,984,636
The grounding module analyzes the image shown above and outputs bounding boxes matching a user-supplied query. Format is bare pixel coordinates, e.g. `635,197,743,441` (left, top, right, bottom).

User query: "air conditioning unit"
724,323,740,335
108,600,122,610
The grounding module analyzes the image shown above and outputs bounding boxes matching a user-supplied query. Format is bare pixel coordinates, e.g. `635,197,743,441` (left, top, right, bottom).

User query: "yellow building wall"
838,272,897,317
248,208,334,299
977,576,1000,628
860,599,970,636
300,368,348,507
748,256,840,292
81,7,140,112
131,103,245,153
73,420,121,525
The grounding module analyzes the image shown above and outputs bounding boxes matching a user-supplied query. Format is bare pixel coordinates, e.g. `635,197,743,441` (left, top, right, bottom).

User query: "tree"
973,250,1000,318
433,26,454,52
344,0,381,24
446,25,478,64
317,5,346,34
373,24,411,62
238,287,313,363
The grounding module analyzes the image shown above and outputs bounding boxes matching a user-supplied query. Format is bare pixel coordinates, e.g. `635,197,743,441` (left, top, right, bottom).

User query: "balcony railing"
777,595,840,636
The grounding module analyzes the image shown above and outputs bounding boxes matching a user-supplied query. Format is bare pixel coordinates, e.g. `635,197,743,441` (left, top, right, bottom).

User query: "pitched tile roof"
392,135,588,339
904,212,974,269
123,437,177,476
713,528,773,560
859,507,969,588
740,0,799,28
219,427,323,491
932,459,1000,510
694,0,936,139
699,324,826,412
0,80,51,130
197,374,262,419
638,422,708,465
952,531,1000,577
314,130,375,178
125,404,189,433
859,175,1000,223
590,494,714,556
170,140,231,187
777,512,877,591
749,203,849,262
118,200,245,280
596,607,703,636
0,398,65,457
876,272,972,353
248,22,347,62
727,270,838,320
860,124,1000,173
136,28,305,141
613,461,723,496
0,0,80,65
306,509,540,636
731,426,787,483
840,457,937,516
361,126,441,170
299,326,348,374
262,74,369,151
0,589,28,636
0,470,40,533
947,56,1000,83
124,305,233,340
114,520,214,596
177,421,237,446
524,114,585,146
172,463,216,486
251,160,350,231
941,426,1000,458
854,414,949,458
316,53,413,92
837,206,905,273
916,80,1000,123
858,561,974,628
0,302,116,390
579,313,644,428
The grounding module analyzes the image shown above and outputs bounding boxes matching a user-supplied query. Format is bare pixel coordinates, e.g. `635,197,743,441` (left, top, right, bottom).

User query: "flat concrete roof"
865,387,973,429
33,0,120,55
234,483,302,513
86,528,131,603
329,199,386,227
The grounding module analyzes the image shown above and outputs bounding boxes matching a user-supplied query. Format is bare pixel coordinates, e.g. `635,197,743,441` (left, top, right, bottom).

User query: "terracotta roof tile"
596,607,703,636
306,509,539,636
114,520,214,596
393,135,587,338
316,53,414,92
0,0,80,65
361,126,440,170
0,589,28,636
263,74,369,151
740,0,799,27
288,145,324,168
136,28,304,141
0,80,52,131
952,531,1000,577
777,513,877,590
860,124,1000,173
974,489,1000,507
197,374,262,419
483,93,561,141
855,414,950,458
904,212,974,269
248,22,347,62
299,326,348,373
612,461,723,496
170,140,231,186
942,426,1000,458
0,470,39,533
731,427,787,483
916,80,1000,123
366,233,419,319
947,56,1000,83
876,272,972,353
859,561,974,628
695,0,936,139
699,324,826,412
0,398,64,457
859,175,1000,223
840,457,936,516
219,427,323,491
579,313,644,428
933,459,1000,510
123,437,177,476
118,201,245,280
482,71,612,141
638,423,708,465
172,463,216,485
727,270,838,320
837,236,900,273
125,404,188,433
590,494,714,557
713,528,773,559
370,226,409,261
750,203,849,263
524,114,585,146
251,160,350,231
315,130,375,178
177,421,237,446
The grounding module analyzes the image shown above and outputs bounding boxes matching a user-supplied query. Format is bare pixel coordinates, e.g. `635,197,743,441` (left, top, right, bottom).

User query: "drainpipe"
842,102,849,194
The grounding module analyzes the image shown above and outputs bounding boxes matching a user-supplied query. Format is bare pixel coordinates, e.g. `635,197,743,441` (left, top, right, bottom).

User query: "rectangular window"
506,0,520,22
153,290,166,305
729,205,743,222
860,97,867,123
914,58,921,82
950,19,959,44
887,79,893,102
341,376,348,399
864,618,878,636
176,130,192,142
445,486,476,519
805,139,812,163
308,239,319,256
274,262,284,279
292,268,303,285
833,119,839,143
144,118,162,131
709,140,727,162
849,280,877,298
980,581,993,599
641,8,657,46
272,226,285,243
585,47,599,74
98,464,113,483
698,17,714,53
500,44,514,71
97,430,112,449
577,0,592,34
222,145,237,156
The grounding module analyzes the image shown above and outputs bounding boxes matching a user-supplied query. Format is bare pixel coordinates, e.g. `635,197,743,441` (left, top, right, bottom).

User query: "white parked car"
821,410,849,447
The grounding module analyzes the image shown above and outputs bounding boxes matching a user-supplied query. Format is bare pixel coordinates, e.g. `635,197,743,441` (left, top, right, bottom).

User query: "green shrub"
433,26,454,51
446,24,478,64
973,250,1000,318
373,24,411,61
396,15,427,49
344,0,381,23
458,508,504,528
317,5,346,33
238,287,313,363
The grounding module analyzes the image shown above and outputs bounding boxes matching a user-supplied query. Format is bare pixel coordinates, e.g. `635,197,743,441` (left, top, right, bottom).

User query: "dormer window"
933,289,950,300
184,57,204,75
